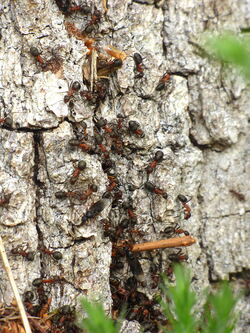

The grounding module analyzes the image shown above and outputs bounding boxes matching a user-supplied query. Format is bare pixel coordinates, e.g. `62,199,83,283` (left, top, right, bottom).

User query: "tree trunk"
0,0,249,331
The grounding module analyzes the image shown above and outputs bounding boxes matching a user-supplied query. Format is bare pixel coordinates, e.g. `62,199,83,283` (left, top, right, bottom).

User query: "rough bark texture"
0,0,249,331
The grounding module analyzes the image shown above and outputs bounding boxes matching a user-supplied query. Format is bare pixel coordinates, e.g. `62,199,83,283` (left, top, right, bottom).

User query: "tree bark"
0,0,249,331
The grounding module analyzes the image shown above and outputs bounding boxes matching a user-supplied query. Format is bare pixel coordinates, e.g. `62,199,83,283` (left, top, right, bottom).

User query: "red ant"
155,73,171,91
30,46,45,65
38,297,52,318
144,181,168,199
11,248,35,261
80,184,98,201
68,139,93,152
68,4,91,15
0,193,11,207
84,9,101,33
122,201,137,223
97,58,123,77
133,53,144,78
116,113,126,129
54,0,70,14
111,189,123,208
0,117,12,127
129,228,145,237
107,175,118,192
32,276,65,286
55,190,80,200
177,194,191,220
163,223,190,237
111,136,124,155
95,133,110,158
128,121,144,138
229,189,245,201
168,249,188,262
95,117,113,134
80,90,97,104
70,160,86,184
146,150,164,173
39,247,62,260
64,81,81,103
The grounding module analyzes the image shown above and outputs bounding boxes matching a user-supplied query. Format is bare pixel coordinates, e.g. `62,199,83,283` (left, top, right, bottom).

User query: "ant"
81,199,105,223
95,117,113,134
97,59,123,77
39,247,63,260
101,218,114,239
68,139,93,153
67,4,91,15
111,189,123,208
70,160,86,184
144,181,168,199
133,53,144,78
80,90,97,104
23,290,35,303
107,175,118,192
11,248,35,261
126,250,144,281
155,73,171,91
23,291,35,314
94,133,110,158
94,80,109,101
177,194,191,220
54,0,91,15
84,9,101,33
129,228,145,238
122,201,137,223
163,223,190,237
32,276,65,286
229,189,245,201
30,46,45,65
64,81,81,103
101,159,114,173
168,249,188,262
116,113,126,130
146,150,164,173
111,257,124,270
0,193,11,207
54,0,70,14
55,190,80,200
0,116,12,127
128,121,144,138
80,184,98,201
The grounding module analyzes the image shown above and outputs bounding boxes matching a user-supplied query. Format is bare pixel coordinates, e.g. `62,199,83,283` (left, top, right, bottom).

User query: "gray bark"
0,0,249,331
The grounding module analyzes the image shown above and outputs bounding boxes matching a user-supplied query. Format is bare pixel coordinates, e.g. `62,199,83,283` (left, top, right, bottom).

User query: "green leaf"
159,265,198,333
201,282,238,333
204,32,250,79
78,298,120,333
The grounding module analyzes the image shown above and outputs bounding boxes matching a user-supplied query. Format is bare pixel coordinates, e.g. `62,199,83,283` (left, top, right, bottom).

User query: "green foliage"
77,265,239,333
160,265,198,333
204,32,250,79
77,298,120,333
201,282,238,333
160,265,238,333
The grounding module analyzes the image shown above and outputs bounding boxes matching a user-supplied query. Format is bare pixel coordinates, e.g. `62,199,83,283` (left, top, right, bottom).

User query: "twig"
102,0,108,13
0,235,32,333
90,49,98,92
131,236,196,252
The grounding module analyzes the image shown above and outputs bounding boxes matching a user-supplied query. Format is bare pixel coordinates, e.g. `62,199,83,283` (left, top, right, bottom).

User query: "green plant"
77,298,120,333
204,32,250,79
78,265,239,333
160,265,197,333
160,265,238,333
